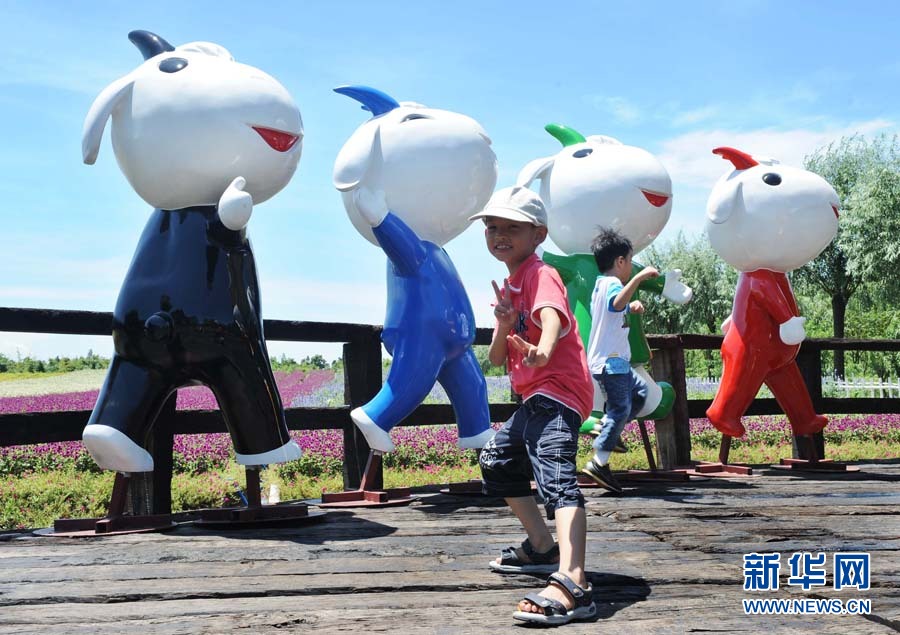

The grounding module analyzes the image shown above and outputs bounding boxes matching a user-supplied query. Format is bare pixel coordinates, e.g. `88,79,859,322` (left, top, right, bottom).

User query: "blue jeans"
593,369,649,452
479,395,584,520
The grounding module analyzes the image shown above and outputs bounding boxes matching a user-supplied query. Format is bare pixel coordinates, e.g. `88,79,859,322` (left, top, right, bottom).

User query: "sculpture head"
332,85,497,246
83,30,303,210
517,123,673,255
706,147,840,272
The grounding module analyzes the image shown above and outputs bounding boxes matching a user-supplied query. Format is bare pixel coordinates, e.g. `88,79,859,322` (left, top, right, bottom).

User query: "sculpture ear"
333,122,382,192
706,179,743,224
516,156,555,188
82,75,135,165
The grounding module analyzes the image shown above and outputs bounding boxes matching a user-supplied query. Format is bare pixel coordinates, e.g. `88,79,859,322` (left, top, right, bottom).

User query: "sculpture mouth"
641,189,670,208
832,204,840,219
252,126,300,152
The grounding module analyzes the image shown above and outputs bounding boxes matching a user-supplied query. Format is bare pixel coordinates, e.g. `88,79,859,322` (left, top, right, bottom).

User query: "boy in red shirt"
469,186,596,626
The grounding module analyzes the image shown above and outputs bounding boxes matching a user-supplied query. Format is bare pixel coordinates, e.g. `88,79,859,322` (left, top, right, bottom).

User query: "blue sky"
2,0,898,361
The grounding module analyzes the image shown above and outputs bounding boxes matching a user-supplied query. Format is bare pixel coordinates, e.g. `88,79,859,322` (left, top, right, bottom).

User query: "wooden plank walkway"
1,461,898,634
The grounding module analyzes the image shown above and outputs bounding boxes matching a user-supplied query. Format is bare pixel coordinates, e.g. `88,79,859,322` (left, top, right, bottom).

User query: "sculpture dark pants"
83,207,297,472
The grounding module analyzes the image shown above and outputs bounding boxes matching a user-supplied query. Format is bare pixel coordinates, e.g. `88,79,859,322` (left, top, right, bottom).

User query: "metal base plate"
771,458,861,473
681,461,756,478
37,515,179,538
192,502,327,528
317,488,415,508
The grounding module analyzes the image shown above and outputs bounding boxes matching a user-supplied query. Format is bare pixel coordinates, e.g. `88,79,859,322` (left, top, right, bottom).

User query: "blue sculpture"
333,85,498,452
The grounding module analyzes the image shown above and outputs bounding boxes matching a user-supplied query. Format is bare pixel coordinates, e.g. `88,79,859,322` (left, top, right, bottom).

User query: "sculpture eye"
762,172,782,186
401,113,431,123
573,148,593,159
158,57,188,73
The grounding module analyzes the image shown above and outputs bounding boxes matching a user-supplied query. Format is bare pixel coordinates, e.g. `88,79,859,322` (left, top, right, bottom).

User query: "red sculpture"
707,269,827,437
705,147,840,438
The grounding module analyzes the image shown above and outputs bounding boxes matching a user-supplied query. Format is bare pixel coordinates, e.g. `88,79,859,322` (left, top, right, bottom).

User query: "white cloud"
4,63,105,96
0,286,112,303
0,48,125,96
1,255,130,310
583,95,641,124
657,119,896,189
672,105,720,127
11,254,130,279
260,276,387,325
660,185,714,242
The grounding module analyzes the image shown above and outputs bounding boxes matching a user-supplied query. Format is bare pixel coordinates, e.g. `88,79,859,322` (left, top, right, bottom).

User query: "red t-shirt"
497,254,593,420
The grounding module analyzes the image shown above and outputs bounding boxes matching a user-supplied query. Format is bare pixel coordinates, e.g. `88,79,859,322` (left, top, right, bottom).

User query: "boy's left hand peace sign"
492,279,517,331
507,334,549,368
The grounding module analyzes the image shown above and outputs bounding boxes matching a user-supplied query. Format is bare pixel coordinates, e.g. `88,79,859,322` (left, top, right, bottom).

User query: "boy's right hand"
492,279,517,331
507,334,549,367
638,266,660,281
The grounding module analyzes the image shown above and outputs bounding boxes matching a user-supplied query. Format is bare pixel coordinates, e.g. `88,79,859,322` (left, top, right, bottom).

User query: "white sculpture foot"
350,407,396,453
458,428,494,449
235,439,302,466
82,424,154,472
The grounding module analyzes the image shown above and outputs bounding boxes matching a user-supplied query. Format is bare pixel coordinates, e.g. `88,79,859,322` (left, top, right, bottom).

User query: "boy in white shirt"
582,228,659,493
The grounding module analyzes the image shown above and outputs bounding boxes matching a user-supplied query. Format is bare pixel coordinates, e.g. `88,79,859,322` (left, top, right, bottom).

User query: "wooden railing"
672,333,900,417
2,307,899,512
0,307,517,513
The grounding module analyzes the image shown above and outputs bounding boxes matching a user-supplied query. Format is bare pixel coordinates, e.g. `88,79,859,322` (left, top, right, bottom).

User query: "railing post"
125,471,153,516
342,332,383,489
125,393,176,515
795,345,825,459
649,341,692,469
150,393,176,514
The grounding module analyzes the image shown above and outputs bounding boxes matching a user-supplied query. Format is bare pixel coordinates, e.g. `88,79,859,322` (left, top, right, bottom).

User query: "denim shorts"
479,394,584,519
593,368,648,452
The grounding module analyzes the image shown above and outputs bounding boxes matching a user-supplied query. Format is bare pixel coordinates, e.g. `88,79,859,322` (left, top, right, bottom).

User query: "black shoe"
581,458,623,494
612,440,628,453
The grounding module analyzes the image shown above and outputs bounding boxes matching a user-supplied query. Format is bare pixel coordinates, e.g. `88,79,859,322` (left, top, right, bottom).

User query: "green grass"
0,471,114,530
689,438,897,465
2,439,897,531
0,371,70,383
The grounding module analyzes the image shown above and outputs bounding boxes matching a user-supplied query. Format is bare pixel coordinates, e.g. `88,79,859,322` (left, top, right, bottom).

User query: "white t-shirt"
585,275,630,374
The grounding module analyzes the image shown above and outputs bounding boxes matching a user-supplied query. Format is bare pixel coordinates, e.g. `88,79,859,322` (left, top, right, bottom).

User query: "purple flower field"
0,370,335,415
645,414,900,449
0,370,898,478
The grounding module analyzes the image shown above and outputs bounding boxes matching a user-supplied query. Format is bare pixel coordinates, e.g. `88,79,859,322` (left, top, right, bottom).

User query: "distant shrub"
276,454,340,479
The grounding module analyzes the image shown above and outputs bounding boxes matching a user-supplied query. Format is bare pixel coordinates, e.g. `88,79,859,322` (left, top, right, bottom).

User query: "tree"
301,354,328,370
642,231,738,335
794,134,900,378
642,231,738,378
474,345,506,377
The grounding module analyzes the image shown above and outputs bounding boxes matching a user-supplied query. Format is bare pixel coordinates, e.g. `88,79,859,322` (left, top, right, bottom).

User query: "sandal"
489,538,560,574
513,572,597,626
